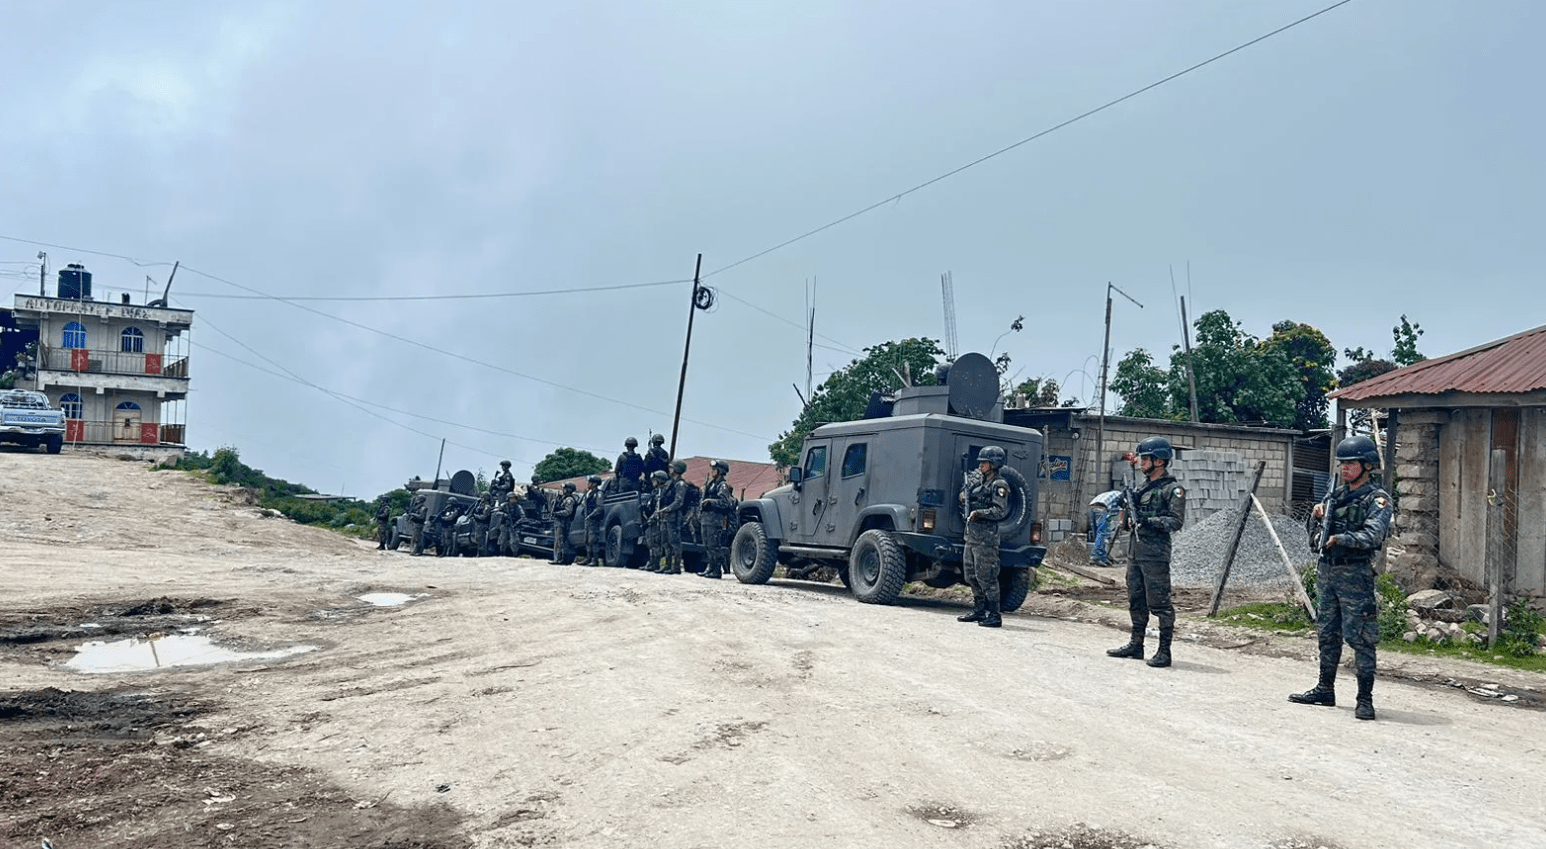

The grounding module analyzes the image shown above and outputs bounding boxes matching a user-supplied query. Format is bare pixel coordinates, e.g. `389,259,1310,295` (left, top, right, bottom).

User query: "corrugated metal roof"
1331,323,1546,403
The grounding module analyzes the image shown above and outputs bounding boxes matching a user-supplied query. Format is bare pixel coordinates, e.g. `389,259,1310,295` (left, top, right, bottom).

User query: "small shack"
1330,323,1546,600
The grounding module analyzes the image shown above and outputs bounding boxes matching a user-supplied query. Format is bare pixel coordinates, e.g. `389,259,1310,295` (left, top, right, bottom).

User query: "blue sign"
1046,455,1071,481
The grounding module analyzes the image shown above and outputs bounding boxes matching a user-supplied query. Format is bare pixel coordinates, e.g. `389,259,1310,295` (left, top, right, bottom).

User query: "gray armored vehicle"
0,389,66,454
731,353,1044,608
389,470,480,552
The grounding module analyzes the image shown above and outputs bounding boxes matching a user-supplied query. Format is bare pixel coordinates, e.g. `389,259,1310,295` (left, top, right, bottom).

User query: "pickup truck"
0,389,66,454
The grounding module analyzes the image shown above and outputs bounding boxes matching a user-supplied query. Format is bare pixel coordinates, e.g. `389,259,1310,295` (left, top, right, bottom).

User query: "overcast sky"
2,0,1541,497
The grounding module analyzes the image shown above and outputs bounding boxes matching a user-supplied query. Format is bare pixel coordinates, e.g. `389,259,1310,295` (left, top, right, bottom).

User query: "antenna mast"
940,271,959,360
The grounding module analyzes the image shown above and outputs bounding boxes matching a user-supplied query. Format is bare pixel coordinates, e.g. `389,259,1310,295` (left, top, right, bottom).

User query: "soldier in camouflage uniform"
438,501,464,557
498,492,522,556
643,434,670,481
490,460,515,501
645,470,669,571
470,493,494,557
375,496,393,550
576,475,606,566
1289,435,1394,721
615,437,646,493
526,475,548,518
1107,436,1186,667
698,460,735,579
409,496,428,556
957,446,1011,627
655,460,690,574
550,482,578,565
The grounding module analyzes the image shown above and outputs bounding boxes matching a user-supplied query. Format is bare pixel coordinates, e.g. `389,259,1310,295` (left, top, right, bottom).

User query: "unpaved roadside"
2,451,1543,849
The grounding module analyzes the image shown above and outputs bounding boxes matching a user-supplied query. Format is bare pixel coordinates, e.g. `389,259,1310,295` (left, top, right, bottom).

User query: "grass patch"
1378,637,1546,673
1216,602,1315,633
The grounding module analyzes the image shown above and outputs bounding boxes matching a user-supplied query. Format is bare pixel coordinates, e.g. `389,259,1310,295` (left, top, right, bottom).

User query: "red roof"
1331,323,1546,404
544,456,783,499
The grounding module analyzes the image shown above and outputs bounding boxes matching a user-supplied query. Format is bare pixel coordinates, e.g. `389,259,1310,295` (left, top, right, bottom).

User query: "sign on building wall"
1043,455,1071,481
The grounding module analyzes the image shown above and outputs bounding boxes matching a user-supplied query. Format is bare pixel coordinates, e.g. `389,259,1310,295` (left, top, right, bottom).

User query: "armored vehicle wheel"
731,521,776,584
996,466,1034,541
46,434,63,454
999,567,1035,613
849,529,906,605
603,524,627,568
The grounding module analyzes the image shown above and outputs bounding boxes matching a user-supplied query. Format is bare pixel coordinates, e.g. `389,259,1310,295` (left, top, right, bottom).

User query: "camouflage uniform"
645,476,667,571
551,488,577,564
579,482,605,566
643,443,670,481
1123,474,1186,637
375,499,393,550
961,471,1011,622
656,475,688,574
1301,483,1393,698
438,503,463,557
490,465,515,500
497,495,521,556
470,496,493,557
699,474,736,579
409,499,428,556
614,448,645,493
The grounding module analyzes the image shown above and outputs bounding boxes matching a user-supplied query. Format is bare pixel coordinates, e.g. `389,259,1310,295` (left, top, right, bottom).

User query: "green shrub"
1376,572,1409,643
1497,598,1544,657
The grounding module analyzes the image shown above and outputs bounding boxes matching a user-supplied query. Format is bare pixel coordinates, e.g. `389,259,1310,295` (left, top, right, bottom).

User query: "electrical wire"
175,278,690,301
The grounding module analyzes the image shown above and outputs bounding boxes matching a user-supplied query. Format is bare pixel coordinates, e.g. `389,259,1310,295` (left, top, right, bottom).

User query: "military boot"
978,599,1002,628
1354,672,1376,721
1288,668,1338,707
1106,627,1146,659
1146,627,1173,667
957,599,986,623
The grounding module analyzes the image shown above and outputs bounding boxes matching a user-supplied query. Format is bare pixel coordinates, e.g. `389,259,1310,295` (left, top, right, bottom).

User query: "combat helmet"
651,470,669,484
562,481,576,492
625,436,638,448
500,459,511,468
710,459,730,474
977,446,1006,470
587,474,603,485
1335,435,1381,469
1136,436,1174,462
671,459,687,475
650,434,665,446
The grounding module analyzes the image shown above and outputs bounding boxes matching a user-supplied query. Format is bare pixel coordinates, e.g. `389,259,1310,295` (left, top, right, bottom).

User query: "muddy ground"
2,451,1543,849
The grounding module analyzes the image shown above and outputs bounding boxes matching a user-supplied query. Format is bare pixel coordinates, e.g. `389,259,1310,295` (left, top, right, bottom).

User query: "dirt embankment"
2,450,1544,849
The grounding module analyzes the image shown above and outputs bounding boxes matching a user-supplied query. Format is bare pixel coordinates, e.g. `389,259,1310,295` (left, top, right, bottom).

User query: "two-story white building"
10,265,191,458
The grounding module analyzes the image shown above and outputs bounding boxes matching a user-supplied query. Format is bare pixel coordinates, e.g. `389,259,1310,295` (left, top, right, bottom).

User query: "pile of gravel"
1168,503,1316,591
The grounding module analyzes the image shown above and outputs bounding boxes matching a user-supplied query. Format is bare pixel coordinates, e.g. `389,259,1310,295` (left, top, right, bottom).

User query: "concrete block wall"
1170,449,1248,522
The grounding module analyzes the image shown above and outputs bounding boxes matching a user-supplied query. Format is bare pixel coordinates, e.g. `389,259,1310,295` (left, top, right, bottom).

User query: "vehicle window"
805,445,828,479
841,443,868,478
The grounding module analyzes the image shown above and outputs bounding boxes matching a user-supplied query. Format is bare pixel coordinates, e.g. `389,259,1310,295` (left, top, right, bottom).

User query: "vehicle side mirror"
789,467,804,489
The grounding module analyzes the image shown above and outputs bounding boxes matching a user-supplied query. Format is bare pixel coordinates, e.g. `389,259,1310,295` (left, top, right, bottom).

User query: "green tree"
533,447,609,483
770,337,946,466
1392,314,1425,366
1109,349,1172,419
1169,310,1298,427
1011,376,1065,408
1262,320,1337,431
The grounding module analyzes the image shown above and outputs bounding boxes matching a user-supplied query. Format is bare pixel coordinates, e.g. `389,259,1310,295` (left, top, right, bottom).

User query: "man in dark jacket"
1106,436,1186,667
614,437,645,492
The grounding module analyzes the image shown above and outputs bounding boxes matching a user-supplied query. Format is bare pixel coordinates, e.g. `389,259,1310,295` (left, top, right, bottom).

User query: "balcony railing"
40,345,189,380
65,419,187,446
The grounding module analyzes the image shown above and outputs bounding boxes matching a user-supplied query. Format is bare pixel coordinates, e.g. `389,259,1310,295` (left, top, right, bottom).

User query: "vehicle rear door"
793,439,832,543
826,436,873,543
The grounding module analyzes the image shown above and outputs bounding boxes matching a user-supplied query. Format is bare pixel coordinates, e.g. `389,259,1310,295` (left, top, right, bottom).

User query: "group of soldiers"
373,436,740,579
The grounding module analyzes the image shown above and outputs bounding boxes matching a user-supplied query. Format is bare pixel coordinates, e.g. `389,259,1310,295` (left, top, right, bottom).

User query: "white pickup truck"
0,389,66,454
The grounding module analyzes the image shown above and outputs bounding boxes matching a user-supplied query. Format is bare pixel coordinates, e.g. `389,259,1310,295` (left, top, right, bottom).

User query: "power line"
0,234,175,268
698,0,1354,306
175,278,689,301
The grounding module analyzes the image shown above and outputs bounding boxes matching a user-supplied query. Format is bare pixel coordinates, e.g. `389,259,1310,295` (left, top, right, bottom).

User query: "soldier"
438,500,464,557
1289,435,1394,721
644,470,668,571
576,475,606,566
1106,436,1186,667
643,434,670,481
699,459,735,579
409,496,428,556
490,460,515,501
615,437,646,493
956,446,1011,627
655,459,690,575
526,475,548,517
470,492,494,557
550,482,578,565
497,491,522,557
375,496,393,550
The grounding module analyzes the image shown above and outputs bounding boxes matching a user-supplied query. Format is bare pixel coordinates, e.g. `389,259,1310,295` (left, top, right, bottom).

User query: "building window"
59,393,82,420
62,321,87,349
116,401,141,412
121,327,145,353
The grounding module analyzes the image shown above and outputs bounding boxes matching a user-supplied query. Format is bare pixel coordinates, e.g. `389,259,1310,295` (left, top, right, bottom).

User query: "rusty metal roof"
1331,323,1546,403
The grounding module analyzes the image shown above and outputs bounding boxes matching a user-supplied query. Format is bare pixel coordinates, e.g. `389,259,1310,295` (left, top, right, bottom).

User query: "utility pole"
37,251,46,296
1095,282,1144,493
1180,295,1199,422
668,254,705,461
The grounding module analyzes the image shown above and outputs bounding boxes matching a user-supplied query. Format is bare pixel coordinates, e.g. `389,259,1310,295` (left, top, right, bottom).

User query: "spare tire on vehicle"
995,465,1033,542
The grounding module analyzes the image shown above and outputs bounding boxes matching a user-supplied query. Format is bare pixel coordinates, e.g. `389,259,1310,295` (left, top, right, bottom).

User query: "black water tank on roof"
58,264,92,300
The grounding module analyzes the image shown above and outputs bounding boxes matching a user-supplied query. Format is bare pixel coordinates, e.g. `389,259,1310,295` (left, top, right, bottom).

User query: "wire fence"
1484,449,1520,642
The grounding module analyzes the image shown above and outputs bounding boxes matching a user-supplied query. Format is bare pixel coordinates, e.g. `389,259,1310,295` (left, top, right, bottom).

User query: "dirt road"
3,452,1543,849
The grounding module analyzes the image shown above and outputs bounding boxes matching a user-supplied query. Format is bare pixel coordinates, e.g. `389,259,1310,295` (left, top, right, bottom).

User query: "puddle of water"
357,593,416,607
65,634,317,674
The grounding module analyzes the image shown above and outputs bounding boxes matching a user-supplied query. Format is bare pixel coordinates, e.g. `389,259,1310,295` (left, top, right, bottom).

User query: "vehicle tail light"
920,508,937,532
1030,521,1043,544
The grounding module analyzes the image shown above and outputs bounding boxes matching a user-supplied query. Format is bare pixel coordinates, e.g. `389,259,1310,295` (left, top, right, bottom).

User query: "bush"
1376,572,1409,643
1497,598,1544,657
